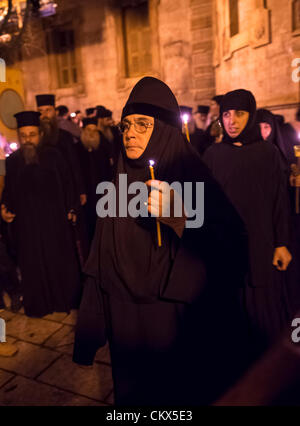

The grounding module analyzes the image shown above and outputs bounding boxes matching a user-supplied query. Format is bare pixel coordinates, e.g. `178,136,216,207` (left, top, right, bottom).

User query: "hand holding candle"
146,162,186,240
148,160,162,247
293,145,300,214
182,113,190,143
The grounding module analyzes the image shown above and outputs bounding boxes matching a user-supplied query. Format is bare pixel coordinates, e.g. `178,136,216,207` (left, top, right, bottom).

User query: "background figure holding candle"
73,77,251,405
179,104,209,155
1,111,81,317
203,89,295,353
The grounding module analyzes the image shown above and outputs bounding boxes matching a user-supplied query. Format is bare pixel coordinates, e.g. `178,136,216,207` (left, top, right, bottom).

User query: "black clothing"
0,231,20,299
76,139,112,244
74,77,250,405
14,111,40,128
56,128,85,205
204,89,293,346
36,94,55,107
2,146,81,317
220,88,261,145
100,127,122,178
190,127,212,156
256,109,289,161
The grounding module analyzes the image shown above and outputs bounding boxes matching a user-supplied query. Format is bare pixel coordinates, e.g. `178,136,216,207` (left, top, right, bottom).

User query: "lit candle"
293,145,300,214
182,114,190,142
148,160,162,247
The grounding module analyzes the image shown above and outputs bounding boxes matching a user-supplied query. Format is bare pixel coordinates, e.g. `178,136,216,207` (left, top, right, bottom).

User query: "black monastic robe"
3,146,81,317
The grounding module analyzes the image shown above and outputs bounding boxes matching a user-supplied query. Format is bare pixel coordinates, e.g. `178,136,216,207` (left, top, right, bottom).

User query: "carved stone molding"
249,7,270,48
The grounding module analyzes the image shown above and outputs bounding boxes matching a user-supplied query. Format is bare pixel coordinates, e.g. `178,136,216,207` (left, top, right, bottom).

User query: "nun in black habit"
203,90,295,350
257,109,300,325
73,78,250,405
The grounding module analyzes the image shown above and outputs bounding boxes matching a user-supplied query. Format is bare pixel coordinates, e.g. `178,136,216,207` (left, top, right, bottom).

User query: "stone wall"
214,0,300,121
15,0,216,119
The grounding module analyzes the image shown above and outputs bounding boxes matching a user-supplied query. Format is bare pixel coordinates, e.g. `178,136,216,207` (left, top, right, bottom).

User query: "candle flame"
149,160,155,166
182,114,189,124
9,142,18,151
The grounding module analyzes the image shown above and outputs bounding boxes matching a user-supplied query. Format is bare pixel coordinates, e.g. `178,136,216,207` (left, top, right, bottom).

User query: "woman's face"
122,114,154,159
222,110,249,138
259,122,272,141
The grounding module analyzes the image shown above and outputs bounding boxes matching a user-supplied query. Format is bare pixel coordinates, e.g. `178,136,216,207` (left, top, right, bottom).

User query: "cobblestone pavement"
0,295,114,406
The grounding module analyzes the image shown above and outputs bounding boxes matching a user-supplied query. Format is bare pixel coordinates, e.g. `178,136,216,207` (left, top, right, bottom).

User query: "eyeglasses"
118,119,153,134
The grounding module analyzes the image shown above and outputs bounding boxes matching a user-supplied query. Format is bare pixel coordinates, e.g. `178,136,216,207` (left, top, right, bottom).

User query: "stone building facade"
7,0,300,121
14,0,215,120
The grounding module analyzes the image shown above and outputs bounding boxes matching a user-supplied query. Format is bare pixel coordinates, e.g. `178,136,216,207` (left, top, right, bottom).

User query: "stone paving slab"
105,390,114,405
0,370,14,388
95,343,111,365
6,315,63,345
44,325,74,350
0,376,106,406
2,336,17,345
0,311,16,322
43,312,69,323
38,354,113,402
61,310,78,326
0,341,60,378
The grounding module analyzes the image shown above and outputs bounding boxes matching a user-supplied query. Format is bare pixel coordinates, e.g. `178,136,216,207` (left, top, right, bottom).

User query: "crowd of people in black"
0,77,300,405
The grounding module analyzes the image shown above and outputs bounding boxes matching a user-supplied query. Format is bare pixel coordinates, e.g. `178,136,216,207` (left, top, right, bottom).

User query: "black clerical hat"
82,117,98,128
121,77,181,129
85,107,95,116
97,107,112,118
212,95,224,106
196,105,209,114
14,111,41,128
35,94,55,107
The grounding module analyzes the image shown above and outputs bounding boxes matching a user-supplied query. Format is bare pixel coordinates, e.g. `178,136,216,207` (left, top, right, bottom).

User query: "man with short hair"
194,105,209,131
56,104,81,142
85,107,96,118
1,111,81,317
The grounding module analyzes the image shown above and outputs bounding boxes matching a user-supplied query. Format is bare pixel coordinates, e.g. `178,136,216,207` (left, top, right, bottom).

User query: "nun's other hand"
1,204,16,223
272,246,292,271
290,173,300,187
145,180,186,238
80,194,87,206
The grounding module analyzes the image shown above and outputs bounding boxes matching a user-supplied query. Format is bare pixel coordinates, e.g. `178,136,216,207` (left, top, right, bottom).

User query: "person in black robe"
257,108,300,336
194,105,210,130
96,107,122,177
73,77,252,405
202,95,224,146
0,152,22,312
85,107,96,118
1,111,81,317
203,89,294,350
76,117,112,246
256,109,290,162
36,94,86,211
